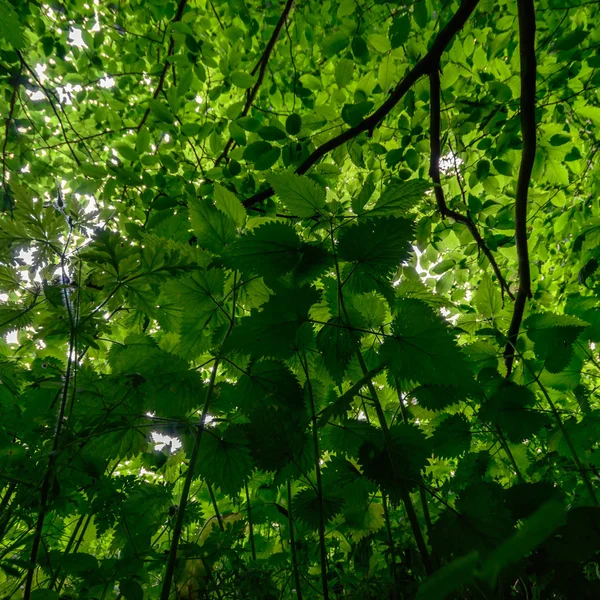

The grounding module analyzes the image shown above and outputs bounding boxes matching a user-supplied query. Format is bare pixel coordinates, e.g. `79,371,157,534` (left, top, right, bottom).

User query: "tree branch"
137,0,189,131
429,66,514,301
243,0,481,208
504,0,537,375
2,65,22,188
214,0,296,166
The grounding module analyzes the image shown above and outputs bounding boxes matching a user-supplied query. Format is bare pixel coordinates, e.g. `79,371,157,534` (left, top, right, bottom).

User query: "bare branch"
504,0,537,375
243,0,481,208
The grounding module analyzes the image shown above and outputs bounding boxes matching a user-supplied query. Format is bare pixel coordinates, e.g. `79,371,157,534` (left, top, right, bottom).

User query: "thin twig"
137,0,189,130
429,65,514,301
215,0,296,166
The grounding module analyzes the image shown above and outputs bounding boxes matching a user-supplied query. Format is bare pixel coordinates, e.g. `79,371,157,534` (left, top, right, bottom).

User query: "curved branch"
215,0,296,166
2,65,22,188
243,0,481,208
429,66,514,301
504,0,537,375
137,0,189,131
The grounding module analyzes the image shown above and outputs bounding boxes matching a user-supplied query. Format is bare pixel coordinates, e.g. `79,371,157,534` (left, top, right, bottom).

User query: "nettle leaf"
343,502,385,541
478,381,549,443
267,173,327,217
337,217,414,298
429,414,472,459
525,313,588,373
234,360,305,416
213,184,246,228
318,365,386,426
161,268,229,356
190,198,236,253
358,423,429,496
292,487,345,529
244,412,311,472
410,385,471,412
221,221,330,284
474,273,503,319
430,483,514,558
316,317,360,382
366,179,430,217
381,300,473,386
224,284,320,359
196,426,254,496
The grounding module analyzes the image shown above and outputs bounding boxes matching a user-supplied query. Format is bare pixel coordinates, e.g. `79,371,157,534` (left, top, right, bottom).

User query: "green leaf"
293,487,345,529
0,0,24,48
136,127,151,154
380,300,473,386
190,198,237,253
221,221,318,283
389,15,410,48
30,591,60,600
525,313,589,373
268,172,326,217
258,125,287,141
416,552,481,600
224,285,320,359
285,114,302,135
213,184,246,227
316,317,360,382
358,423,429,496
335,58,354,87
114,143,138,162
119,580,144,600
478,381,548,443
366,179,429,217
196,426,254,496
342,101,374,127
80,162,107,178
429,414,472,459
473,273,502,318
149,99,174,123
323,32,350,57
337,216,413,276
231,71,257,88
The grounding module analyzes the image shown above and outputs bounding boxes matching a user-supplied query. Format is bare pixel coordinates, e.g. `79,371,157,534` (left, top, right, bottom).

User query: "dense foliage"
1,0,600,598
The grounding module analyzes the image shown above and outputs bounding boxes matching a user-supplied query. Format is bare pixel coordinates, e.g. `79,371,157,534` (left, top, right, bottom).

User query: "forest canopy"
1,0,600,598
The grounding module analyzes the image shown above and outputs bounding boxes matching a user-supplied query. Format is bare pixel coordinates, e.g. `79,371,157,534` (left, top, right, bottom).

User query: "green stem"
245,482,257,561
393,377,437,571
24,336,75,599
50,514,85,589
159,358,221,600
287,481,303,600
207,483,224,532
357,352,432,575
382,494,400,600
529,366,598,505
300,352,330,600
0,481,16,541
329,226,432,575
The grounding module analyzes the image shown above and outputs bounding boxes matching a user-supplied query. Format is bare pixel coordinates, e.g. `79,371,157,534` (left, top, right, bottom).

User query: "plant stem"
207,483,224,532
382,494,400,600
245,482,257,561
24,338,75,599
300,352,330,600
287,480,303,600
159,358,221,600
524,360,598,505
